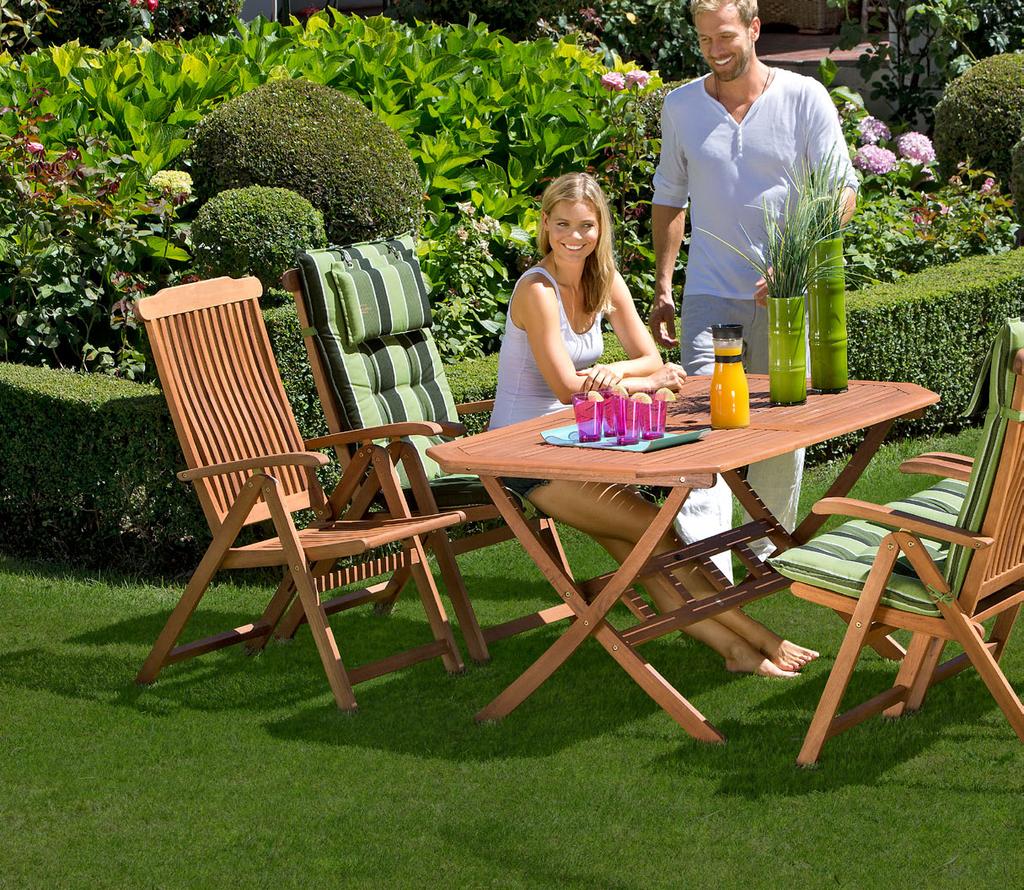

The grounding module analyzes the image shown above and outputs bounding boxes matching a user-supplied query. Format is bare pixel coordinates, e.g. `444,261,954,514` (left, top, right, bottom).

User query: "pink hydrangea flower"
857,116,891,145
938,203,952,216
600,72,626,92
911,211,928,226
895,131,935,164
625,69,650,89
147,0,158,10
981,177,996,194
25,141,45,154
852,144,897,175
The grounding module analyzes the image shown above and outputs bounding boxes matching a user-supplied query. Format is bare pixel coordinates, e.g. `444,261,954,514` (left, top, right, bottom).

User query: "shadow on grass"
263,632,741,760
648,653,1006,795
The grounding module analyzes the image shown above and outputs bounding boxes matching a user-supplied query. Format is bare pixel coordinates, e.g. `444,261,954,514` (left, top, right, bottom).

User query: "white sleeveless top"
490,266,604,430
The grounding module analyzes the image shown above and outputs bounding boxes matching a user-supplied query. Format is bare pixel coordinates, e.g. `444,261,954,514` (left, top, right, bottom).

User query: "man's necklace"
713,66,773,108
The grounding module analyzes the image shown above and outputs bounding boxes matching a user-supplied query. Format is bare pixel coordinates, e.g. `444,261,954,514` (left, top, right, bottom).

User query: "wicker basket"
759,0,844,34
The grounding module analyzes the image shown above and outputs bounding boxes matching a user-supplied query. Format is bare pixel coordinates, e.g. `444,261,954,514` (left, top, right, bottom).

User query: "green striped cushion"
770,479,969,616
324,236,432,347
296,238,460,483
944,318,1024,595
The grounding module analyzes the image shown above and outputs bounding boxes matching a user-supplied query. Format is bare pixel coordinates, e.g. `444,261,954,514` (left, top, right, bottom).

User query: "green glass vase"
808,237,848,393
768,295,807,406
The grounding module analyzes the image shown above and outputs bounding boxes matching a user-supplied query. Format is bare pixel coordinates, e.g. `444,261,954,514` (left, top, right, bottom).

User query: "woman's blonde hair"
538,172,616,315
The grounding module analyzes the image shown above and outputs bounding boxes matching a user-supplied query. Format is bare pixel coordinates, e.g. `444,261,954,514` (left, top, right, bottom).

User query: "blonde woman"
490,172,817,677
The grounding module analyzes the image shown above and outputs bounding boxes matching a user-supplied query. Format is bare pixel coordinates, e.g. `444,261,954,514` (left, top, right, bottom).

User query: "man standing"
650,0,857,576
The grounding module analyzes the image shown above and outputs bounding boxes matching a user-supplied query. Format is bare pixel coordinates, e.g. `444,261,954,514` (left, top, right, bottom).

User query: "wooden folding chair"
771,318,1024,764
279,236,658,664
133,275,468,711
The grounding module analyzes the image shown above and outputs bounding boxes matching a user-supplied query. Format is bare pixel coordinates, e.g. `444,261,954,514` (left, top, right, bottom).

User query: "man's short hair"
690,0,759,26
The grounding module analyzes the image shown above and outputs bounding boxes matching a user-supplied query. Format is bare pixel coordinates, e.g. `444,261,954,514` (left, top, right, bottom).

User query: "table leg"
474,480,719,738
792,419,895,545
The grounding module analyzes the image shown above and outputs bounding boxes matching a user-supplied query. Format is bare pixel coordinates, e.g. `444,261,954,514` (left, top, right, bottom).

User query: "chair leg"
991,604,1021,662
902,636,946,713
261,478,358,710
429,529,490,663
246,573,297,654
942,602,1024,742
797,538,899,766
882,633,941,717
137,476,263,684
372,446,464,674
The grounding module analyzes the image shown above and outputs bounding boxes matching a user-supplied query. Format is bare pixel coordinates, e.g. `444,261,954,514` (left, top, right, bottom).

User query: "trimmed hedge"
3,249,1024,571
0,364,205,571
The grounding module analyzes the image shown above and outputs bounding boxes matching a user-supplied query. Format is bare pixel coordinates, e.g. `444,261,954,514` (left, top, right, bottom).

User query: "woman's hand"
576,364,622,392
645,362,687,392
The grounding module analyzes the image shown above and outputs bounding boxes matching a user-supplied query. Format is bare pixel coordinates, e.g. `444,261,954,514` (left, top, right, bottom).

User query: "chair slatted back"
135,276,315,531
946,318,1024,614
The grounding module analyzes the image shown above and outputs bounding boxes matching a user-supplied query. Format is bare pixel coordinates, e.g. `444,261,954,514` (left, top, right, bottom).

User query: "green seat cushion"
296,237,460,484
770,479,969,616
414,474,490,510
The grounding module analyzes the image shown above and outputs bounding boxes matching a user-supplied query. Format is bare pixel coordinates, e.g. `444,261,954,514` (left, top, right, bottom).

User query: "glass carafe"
710,323,750,429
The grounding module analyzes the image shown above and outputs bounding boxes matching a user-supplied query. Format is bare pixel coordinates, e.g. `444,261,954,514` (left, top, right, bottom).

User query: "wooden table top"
428,376,939,489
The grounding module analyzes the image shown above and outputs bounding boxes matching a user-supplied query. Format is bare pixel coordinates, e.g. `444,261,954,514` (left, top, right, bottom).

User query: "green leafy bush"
0,93,191,376
42,0,242,46
541,1,703,82
386,0,566,40
846,165,1017,284
0,0,57,55
192,187,327,293
934,53,1024,184
189,78,423,246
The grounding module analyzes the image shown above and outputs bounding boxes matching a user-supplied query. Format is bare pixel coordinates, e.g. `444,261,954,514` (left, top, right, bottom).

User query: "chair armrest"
899,452,974,482
178,452,329,482
436,420,467,438
456,399,495,416
812,497,993,549
305,422,446,450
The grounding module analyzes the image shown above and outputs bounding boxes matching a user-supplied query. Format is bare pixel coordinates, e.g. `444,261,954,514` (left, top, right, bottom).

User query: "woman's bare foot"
725,643,800,678
764,640,819,672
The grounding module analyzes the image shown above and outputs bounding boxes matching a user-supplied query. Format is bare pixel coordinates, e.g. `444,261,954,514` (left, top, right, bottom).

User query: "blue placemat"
540,423,708,452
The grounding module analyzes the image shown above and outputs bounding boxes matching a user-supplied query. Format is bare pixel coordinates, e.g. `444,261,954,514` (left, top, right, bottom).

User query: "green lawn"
4,426,1024,887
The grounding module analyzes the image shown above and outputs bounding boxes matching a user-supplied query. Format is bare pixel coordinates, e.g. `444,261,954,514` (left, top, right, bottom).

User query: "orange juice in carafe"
710,324,750,429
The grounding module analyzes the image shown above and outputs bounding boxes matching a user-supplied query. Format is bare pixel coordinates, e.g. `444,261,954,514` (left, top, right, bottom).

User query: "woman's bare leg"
527,480,800,677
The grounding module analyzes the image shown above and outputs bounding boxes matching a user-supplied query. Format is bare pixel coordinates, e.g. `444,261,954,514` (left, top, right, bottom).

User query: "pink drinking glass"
640,395,667,440
571,392,603,442
599,388,624,437
617,397,641,446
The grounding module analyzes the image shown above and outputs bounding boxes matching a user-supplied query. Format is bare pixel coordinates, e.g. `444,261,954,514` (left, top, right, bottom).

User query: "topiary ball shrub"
1012,137,1024,225
191,186,327,294
934,53,1024,184
190,79,423,245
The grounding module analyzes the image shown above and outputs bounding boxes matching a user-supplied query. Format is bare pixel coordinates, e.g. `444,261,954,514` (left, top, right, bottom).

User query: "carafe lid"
711,323,743,341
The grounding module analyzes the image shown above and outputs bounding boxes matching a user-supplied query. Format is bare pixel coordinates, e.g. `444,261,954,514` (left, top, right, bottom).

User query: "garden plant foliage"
0,13,658,367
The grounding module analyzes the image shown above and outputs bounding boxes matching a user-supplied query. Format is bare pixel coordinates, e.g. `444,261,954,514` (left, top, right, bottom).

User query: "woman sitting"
489,172,817,677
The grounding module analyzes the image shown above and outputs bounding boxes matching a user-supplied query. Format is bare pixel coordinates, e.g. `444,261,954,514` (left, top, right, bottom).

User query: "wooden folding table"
428,376,938,742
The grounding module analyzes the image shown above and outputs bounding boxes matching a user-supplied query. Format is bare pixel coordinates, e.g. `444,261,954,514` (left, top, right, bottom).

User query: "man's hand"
649,299,679,348
753,265,774,306
646,362,687,391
